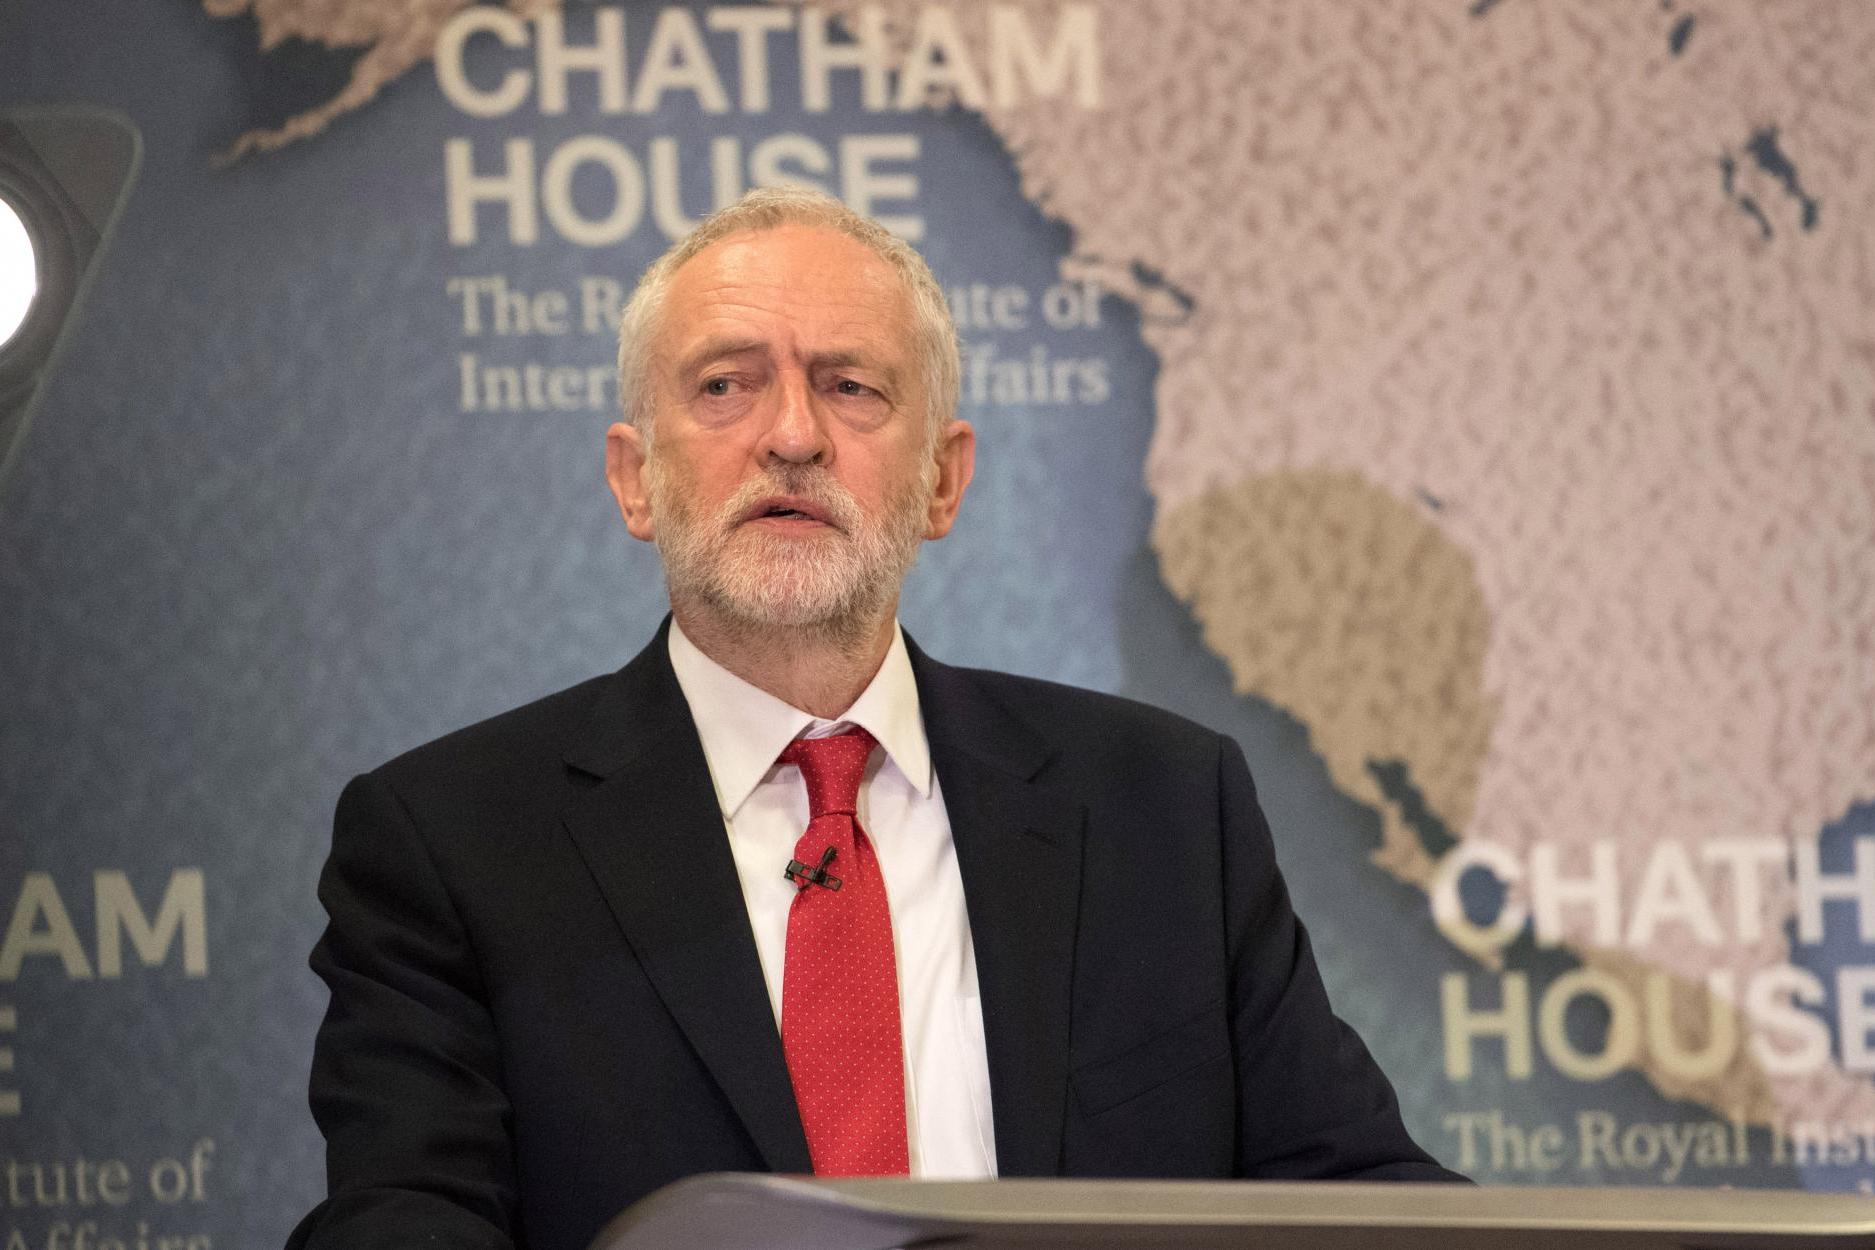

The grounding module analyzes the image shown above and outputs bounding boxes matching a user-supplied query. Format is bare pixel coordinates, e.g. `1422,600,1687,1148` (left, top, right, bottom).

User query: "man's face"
605,224,973,634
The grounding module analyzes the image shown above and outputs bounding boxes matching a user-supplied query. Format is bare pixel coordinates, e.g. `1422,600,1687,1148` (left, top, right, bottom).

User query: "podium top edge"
662,1175,1875,1234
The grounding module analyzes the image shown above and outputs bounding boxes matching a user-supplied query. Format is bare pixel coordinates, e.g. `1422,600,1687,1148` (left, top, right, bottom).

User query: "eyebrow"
673,337,904,388
673,337,766,378
809,349,903,387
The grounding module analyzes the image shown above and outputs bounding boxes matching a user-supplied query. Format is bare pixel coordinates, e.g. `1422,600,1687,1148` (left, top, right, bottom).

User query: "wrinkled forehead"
654,224,918,361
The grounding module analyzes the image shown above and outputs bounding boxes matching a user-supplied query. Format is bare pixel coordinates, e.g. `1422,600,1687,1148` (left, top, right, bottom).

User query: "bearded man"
288,188,1457,1250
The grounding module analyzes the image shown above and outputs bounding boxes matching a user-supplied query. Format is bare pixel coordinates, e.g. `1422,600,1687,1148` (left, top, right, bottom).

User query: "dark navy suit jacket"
289,624,1457,1250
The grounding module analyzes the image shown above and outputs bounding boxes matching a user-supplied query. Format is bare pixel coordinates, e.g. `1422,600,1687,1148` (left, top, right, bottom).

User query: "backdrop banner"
3,2,1873,1246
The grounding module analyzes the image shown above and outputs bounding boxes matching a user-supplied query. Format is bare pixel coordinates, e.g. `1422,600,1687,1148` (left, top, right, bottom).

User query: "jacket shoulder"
366,670,618,798
933,661,1227,768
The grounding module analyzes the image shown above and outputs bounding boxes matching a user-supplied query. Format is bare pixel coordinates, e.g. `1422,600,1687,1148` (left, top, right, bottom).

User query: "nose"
757,370,828,465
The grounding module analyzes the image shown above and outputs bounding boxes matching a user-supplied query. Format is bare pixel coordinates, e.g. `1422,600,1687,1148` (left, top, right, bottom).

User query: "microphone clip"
785,845,842,892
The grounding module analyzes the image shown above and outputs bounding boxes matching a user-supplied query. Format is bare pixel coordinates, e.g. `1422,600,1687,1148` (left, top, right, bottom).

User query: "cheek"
652,447,756,521
861,441,936,502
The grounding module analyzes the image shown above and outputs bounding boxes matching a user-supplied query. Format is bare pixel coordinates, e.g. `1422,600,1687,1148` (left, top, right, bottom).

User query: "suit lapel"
911,641,1085,1178
556,627,1085,1178
559,626,812,1174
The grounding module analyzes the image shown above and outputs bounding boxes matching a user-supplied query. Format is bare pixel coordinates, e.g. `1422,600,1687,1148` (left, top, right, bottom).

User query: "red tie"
778,728,911,1176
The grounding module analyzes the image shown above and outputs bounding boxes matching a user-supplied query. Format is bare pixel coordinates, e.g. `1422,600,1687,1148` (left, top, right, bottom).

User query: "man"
289,188,1456,1250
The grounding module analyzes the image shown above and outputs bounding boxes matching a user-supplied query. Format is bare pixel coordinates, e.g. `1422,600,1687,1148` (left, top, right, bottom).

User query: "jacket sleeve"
1217,736,1468,1182
286,770,521,1249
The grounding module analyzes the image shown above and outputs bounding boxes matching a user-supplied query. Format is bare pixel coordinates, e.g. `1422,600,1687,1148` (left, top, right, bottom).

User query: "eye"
833,378,876,398
701,376,734,397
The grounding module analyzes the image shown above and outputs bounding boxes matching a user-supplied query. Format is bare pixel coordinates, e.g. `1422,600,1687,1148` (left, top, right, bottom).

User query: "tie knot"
778,727,877,818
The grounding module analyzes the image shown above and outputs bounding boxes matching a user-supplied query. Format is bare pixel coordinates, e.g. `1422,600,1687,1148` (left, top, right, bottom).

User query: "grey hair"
615,187,960,448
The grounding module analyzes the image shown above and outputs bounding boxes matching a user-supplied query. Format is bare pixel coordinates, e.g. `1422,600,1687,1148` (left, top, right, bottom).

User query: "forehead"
655,224,917,365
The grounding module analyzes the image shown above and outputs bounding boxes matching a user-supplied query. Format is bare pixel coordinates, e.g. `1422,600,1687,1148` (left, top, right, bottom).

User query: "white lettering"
1745,964,1831,1075
990,3,1100,108
749,132,833,194
1626,840,1723,947
838,133,922,240
1840,966,1875,1073
1537,968,1640,1080
630,8,730,114
1531,841,1621,947
799,6,890,112
1429,840,1526,957
536,9,628,115
893,6,986,110
706,6,793,112
94,869,206,978
1644,971,1736,1080
1794,837,1875,944
434,8,532,118
0,873,91,980
445,137,538,246
541,136,646,246
1700,838,1786,944
1442,971,1532,1079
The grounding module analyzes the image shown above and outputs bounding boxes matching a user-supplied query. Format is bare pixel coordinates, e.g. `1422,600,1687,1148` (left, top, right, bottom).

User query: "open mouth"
744,495,835,528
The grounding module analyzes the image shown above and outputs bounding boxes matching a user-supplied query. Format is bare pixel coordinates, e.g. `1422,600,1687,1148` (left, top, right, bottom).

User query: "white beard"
648,458,932,640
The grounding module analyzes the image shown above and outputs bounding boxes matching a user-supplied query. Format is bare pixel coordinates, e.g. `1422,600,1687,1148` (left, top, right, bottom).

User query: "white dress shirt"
667,620,998,1179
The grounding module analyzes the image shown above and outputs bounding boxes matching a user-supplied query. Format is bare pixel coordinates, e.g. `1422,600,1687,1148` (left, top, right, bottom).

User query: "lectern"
589,1176,1875,1249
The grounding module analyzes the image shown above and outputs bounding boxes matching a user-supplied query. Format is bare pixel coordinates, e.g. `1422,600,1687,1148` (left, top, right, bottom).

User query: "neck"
672,601,899,719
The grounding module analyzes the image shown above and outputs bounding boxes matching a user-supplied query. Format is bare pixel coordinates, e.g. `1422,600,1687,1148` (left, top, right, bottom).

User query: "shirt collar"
667,618,934,818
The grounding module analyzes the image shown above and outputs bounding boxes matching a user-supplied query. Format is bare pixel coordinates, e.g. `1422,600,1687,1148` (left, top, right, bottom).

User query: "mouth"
742,495,838,530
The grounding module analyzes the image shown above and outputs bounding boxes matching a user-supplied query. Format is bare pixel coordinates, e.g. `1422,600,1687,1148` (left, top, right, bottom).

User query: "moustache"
720,466,863,534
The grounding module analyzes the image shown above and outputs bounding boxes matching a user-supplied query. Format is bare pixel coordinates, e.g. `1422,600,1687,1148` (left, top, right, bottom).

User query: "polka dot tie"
777,727,911,1176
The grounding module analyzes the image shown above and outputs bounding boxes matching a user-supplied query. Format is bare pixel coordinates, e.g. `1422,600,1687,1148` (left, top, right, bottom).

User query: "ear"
923,418,976,540
605,421,657,543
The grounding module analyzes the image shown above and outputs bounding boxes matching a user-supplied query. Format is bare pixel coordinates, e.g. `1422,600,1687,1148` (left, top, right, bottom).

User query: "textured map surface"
798,0,1875,1137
